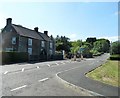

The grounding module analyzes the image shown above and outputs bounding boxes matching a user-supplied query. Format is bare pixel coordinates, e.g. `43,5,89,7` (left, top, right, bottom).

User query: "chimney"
34,27,39,32
44,31,48,36
6,18,12,25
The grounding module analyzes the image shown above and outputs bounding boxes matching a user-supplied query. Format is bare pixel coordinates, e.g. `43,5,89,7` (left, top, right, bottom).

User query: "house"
1,18,56,61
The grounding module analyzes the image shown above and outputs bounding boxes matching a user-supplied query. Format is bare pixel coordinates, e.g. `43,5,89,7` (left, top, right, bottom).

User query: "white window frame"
12,37,16,44
41,41,45,47
28,48,32,55
28,38,32,46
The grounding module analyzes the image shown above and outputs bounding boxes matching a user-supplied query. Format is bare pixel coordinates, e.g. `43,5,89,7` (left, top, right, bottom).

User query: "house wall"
18,36,27,52
32,39,40,55
2,25,19,52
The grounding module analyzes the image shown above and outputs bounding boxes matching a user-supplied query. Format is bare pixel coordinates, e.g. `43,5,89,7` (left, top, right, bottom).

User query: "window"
12,37,16,44
28,38,32,46
49,49,53,55
50,42,53,49
41,41,45,47
28,48,32,55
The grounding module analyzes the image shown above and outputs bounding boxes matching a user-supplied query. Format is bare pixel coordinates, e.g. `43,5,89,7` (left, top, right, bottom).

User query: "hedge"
50,54,63,60
1,51,28,65
110,54,120,60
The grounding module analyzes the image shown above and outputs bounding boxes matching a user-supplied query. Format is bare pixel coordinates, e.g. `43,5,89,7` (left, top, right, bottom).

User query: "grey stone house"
1,18,55,61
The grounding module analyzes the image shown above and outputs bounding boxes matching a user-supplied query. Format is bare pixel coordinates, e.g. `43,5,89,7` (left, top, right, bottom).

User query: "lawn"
86,60,119,87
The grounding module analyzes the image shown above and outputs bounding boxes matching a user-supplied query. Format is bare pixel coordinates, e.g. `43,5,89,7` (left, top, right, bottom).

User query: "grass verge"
86,60,119,87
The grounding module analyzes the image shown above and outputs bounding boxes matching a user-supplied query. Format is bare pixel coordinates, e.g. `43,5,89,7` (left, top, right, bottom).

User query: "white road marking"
38,78,49,82
37,66,40,69
4,71,8,74
10,85,27,91
47,64,50,67
21,68,24,72
61,62,65,64
56,63,59,65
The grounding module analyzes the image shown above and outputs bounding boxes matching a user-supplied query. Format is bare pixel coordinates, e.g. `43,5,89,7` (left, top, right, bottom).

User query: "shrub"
1,51,28,65
110,54,120,60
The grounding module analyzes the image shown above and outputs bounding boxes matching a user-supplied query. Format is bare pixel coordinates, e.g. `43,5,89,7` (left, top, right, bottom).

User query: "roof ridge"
12,24,37,33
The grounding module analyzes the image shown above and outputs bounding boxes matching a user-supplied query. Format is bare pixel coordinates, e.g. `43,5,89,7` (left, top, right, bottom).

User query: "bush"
110,54,120,60
1,51,28,65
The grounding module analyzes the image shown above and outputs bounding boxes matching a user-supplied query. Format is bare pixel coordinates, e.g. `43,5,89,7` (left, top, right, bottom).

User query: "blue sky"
0,2,118,42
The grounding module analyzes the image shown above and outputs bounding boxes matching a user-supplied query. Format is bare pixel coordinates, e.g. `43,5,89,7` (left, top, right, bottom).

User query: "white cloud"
98,36,120,42
69,33,77,41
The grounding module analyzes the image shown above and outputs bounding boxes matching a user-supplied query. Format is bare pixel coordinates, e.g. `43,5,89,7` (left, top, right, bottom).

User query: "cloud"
69,33,78,41
98,36,120,42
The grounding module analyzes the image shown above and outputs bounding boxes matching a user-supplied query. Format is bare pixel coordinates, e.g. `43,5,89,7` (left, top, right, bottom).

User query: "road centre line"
21,68,24,72
56,63,59,65
4,71,8,74
10,85,27,91
36,66,40,69
38,78,49,82
47,64,50,67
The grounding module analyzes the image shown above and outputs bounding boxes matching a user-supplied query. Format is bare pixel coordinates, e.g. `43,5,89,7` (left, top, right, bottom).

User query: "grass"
86,60,119,87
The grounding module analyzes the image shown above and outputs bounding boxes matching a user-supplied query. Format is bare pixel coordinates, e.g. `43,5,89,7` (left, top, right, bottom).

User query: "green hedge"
1,51,28,65
110,54,120,60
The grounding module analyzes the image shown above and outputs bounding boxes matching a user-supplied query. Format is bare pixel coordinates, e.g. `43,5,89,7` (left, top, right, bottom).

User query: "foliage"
93,39,110,53
80,45,93,58
70,40,82,54
86,37,96,45
1,51,28,65
110,54,120,60
111,41,120,55
55,35,71,53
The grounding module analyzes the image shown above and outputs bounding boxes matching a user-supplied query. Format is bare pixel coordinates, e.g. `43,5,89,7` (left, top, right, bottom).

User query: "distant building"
1,18,56,61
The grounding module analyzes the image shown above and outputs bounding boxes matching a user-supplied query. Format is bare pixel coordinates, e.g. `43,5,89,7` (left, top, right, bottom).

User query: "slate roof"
12,24,44,40
38,32,51,41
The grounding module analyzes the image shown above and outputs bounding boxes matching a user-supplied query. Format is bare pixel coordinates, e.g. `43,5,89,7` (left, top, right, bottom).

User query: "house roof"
12,24,45,40
38,32,51,41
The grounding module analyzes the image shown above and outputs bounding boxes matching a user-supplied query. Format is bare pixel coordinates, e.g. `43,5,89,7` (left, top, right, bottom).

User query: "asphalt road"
58,53,119,96
1,53,118,96
2,60,88,96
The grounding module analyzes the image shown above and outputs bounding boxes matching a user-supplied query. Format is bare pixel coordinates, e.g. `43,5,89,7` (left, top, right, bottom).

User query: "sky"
0,1,119,42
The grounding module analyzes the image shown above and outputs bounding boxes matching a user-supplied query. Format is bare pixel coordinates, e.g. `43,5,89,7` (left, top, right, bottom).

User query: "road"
1,53,117,96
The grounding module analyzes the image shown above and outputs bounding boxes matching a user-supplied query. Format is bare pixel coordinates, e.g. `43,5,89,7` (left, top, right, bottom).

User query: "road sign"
80,48,84,52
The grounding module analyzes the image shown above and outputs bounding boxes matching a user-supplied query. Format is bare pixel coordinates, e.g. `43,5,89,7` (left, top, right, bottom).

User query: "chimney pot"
6,18,12,25
44,31,48,36
34,27,39,32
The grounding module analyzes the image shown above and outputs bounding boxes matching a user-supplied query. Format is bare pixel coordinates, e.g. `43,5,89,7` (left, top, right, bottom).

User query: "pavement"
57,53,119,96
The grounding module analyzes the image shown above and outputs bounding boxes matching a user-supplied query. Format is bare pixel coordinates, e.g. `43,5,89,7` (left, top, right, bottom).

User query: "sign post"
79,47,84,60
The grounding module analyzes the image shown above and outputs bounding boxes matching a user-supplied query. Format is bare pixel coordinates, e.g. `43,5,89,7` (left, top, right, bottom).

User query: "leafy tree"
55,35,71,53
86,37,96,45
93,39,110,53
70,40,82,54
111,41,120,54
70,40,82,60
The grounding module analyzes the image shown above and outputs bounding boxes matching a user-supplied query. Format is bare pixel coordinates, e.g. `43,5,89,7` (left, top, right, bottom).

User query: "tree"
86,37,96,45
55,35,71,53
93,39,110,53
70,40,82,60
111,41,120,54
